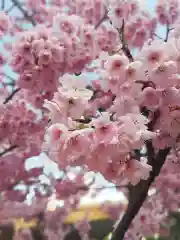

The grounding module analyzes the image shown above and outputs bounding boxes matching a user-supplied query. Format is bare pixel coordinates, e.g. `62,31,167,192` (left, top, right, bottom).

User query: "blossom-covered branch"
111,148,171,239
0,0,180,239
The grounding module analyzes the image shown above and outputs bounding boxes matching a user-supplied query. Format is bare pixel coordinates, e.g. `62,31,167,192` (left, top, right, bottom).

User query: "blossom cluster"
1,0,180,239
0,99,46,152
10,16,119,108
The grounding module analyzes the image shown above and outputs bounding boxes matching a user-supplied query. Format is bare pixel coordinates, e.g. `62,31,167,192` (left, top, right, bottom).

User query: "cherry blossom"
2,0,180,240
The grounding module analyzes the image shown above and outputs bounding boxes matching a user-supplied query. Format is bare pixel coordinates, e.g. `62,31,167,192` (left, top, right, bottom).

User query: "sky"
1,0,161,205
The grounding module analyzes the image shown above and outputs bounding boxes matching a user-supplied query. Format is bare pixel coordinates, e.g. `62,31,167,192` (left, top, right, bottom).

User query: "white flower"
60,73,88,89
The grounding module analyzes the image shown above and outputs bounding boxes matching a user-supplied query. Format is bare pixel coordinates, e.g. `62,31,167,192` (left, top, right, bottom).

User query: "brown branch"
31,212,45,240
135,80,156,89
0,223,14,240
0,145,17,157
111,147,170,240
145,109,160,165
3,88,20,104
110,107,167,239
119,20,134,62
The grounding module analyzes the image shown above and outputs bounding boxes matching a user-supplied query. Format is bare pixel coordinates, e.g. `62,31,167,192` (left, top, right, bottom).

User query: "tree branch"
5,3,16,13
111,147,170,240
3,88,20,104
119,20,134,62
0,145,17,157
154,33,164,41
165,23,170,42
95,10,108,29
11,0,36,26
3,73,16,82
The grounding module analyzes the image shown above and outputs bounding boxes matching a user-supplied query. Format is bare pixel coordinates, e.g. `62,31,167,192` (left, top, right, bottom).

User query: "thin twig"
165,23,170,42
154,33,164,41
119,20,134,62
4,82,15,87
3,88,20,104
11,0,36,26
95,10,108,29
5,3,15,13
0,145,17,157
3,74,16,82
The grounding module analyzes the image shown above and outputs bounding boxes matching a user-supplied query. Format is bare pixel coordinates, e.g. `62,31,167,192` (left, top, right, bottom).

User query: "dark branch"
31,212,45,240
165,22,170,42
154,33,164,41
119,20,134,62
154,24,172,43
5,3,16,13
3,88,20,104
3,73,16,82
111,147,170,240
0,223,14,240
75,118,91,124
111,107,167,239
145,109,160,165
11,0,36,26
111,103,169,240
0,145,17,157
95,10,108,29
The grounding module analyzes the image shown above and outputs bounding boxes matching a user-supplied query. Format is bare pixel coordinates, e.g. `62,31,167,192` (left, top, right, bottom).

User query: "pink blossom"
2,1,180,239
44,123,69,145
0,11,10,36
156,0,179,25
110,96,139,116
104,54,129,76
125,159,152,185
53,14,82,35
125,61,143,82
91,113,118,142
150,61,178,88
139,87,161,110
137,39,167,68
